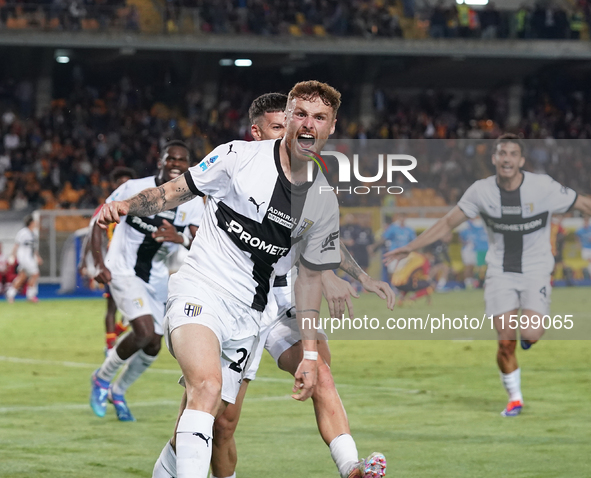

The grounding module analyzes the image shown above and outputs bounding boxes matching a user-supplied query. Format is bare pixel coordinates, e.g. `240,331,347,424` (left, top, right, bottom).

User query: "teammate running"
98,81,386,478
152,93,393,478
385,133,591,417
79,166,135,351
6,214,42,303
90,141,204,421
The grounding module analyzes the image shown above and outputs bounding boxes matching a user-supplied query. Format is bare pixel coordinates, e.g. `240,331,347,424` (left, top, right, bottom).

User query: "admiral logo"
133,298,144,309
184,303,202,317
501,206,522,215
267,207,297,229
320,231,339,253
198,155,218,172
226,220,289,256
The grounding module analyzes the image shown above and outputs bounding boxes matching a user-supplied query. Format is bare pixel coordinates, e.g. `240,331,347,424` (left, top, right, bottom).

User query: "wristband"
178,233,191,248
303,350,318,361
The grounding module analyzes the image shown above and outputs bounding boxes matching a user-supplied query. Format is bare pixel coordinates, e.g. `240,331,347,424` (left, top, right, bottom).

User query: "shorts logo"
184,303,202,317
133,298,144,309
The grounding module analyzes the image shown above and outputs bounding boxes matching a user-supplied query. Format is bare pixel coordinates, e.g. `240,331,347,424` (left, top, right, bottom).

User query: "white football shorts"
164,269,261,404
485,271,551,317
16,255,39,276
109,274,166,335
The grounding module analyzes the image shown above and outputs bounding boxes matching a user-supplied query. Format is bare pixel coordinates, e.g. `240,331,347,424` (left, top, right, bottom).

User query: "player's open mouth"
169,169,181,178
501,165,513,172
297,134,315,149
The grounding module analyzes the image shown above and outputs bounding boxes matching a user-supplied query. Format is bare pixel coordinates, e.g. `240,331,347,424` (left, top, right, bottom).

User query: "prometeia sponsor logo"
226,220,290,256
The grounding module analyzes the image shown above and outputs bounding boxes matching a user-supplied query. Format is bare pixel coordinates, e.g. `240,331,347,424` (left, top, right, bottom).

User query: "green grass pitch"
1,289,590,477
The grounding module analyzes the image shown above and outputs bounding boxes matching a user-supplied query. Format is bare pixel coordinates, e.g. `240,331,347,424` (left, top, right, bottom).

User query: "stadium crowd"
1,73,591,212
1,0,589,40
161,0,591,40
0,0,137,32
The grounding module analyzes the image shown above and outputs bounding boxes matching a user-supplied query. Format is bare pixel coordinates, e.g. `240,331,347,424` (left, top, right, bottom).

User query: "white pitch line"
0,355,423,394
0,395,293,414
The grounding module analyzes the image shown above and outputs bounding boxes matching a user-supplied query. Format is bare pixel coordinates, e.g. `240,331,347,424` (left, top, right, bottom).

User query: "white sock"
210,474,236,478
500,368,523,403
153,441,176,478
26,284,38,300
112,350,157,396
6,286,17,301
97,347,126,383
329,434,359,478
176,409,215,478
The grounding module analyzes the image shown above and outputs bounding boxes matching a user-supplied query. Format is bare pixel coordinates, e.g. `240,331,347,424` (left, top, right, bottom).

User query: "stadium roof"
2,32,591,60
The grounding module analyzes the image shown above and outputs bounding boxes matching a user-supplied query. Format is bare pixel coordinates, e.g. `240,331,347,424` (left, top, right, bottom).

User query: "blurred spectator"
480,2,501,39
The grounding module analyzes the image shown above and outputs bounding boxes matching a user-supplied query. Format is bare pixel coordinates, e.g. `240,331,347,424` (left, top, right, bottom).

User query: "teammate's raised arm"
572,195,591,216
384,206,468,265
98,174,196,228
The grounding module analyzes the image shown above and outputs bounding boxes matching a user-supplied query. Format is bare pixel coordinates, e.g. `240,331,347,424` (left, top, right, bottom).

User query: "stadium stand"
0,1,589,40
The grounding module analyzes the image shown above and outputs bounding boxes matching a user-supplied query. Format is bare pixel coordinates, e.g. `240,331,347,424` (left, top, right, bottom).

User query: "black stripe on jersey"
481,198,549,275
134,236,164,283
184,171,205,197
271,139,318,224
273,274,288,288
216,176,293,311
126,209,183,282
499,188,522,273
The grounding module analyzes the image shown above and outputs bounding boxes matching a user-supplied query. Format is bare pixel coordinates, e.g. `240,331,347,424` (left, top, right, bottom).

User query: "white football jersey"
105,176,204,286
458,172,577,275
182,138,341,312
15,227,37,263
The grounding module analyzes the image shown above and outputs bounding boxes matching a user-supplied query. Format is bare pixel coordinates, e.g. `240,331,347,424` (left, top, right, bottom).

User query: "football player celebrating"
152,93,393,478
385,133,591,417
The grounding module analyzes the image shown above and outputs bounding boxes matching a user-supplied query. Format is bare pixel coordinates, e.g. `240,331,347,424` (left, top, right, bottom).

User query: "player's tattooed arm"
338,242,365,281
126,175,197,216
100,175,198,228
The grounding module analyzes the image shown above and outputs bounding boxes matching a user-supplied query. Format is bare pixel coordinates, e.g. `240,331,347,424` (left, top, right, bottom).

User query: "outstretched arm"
384,206,468,264
573,195,591,216
98,175,197,228
331,242,395,312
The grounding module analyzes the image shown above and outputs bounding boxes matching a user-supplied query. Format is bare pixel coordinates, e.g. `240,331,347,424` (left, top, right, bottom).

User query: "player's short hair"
287,81,341,117
248,93,288,125
24,214,34,227
109,167,136,184
162,140,190,156
494,133,526,156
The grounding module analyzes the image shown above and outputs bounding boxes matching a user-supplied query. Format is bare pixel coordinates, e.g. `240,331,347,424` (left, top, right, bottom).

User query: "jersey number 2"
229,348,249,373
